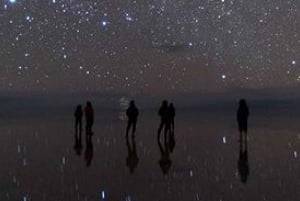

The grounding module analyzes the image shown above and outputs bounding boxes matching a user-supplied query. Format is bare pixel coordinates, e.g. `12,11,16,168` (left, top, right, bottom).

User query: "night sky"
1,0,300,94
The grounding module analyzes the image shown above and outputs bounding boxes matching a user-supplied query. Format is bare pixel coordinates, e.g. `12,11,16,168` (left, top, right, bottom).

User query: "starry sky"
1,0,300,94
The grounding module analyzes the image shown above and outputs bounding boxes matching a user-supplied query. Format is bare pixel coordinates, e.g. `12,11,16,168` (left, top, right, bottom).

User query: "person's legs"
158,121,164,140
126,121,132,137
132,120,137,136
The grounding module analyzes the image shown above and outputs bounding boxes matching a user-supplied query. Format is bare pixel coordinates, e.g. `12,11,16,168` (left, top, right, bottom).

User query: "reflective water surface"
1,102,300,201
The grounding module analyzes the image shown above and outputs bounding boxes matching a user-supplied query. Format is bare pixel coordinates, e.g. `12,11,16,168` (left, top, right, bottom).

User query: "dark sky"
1,0,300,94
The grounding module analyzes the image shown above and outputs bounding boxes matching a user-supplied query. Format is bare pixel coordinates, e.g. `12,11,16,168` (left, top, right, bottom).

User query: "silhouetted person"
126,100,139,137
237,99,249,142
74,105,83,133
158,139,172,175
126,136,139,174
168,103,176,133
238,132,249,183
85,133,94,167
158,100,169,141
85,101,94,134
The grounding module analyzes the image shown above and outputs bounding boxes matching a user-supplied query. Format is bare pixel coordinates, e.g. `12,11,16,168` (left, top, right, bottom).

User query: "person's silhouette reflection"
85,132,94,167
238,133,249,183
168,130,176,153
158,139,172,175
74,105,83,156
74,128,83,156
125,136,139,174
168,103,176,133
126,100,139,138
236,98,250,183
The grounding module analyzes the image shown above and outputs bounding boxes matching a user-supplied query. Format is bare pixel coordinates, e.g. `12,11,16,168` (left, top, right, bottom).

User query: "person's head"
86,101,92,107
239,99,247,107
162,100,168,107
76,105,82,110
130,100,135,107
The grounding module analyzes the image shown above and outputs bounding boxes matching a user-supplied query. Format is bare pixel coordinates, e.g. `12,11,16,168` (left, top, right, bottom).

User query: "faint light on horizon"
17,145,21,153
23,158,27,166
189,170,194,177
222,136,227,144
125,195,132,201
100,190,106,200
62,156,66,165
294,151,298,158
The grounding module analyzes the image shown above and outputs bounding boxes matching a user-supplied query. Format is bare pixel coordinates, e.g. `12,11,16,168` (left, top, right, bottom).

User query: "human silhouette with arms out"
158,100,170,141
126,100,139,138
237,99,249,142
158,138,172,175
85,132,94,167
85,101,94,134
238,131,249,183
125,135,139,174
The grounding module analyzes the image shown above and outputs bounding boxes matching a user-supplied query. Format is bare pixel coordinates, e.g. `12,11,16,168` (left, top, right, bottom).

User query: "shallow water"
1,101,300,201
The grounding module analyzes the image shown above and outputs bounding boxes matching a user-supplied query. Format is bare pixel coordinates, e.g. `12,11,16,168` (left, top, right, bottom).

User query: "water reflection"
158,138,172,175
157,101,176,175
74,126,83,156
125,136,139,174
238,132,249,183
85,132,94,167
169,130,175,153
237,98,250,183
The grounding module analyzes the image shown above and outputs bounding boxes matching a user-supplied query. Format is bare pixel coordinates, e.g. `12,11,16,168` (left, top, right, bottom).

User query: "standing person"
237,99,249,141
74,105,83,133
168,103,176,133
126,100,139,137
158,100,169,141
85,101,94,134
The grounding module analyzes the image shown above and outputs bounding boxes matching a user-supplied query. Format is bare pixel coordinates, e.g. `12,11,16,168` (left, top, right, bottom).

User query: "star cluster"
1,0,300,93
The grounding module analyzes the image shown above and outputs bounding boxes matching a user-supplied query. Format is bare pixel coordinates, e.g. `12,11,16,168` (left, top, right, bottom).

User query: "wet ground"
1,99,300,201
